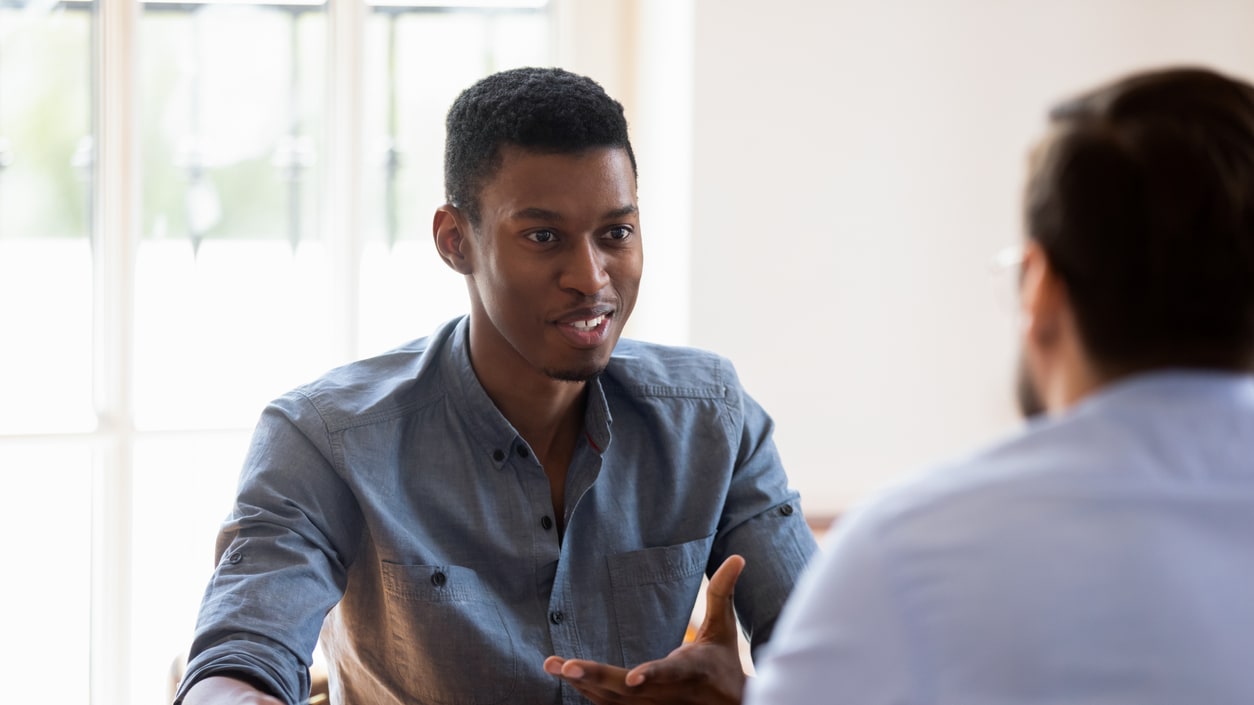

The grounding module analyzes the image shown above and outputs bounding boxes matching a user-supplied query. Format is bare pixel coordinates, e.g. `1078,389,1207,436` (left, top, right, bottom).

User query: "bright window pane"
0,5,96,433
0,4,93,241
356,6,550,352
0,239,96,432
0,444,93,703
130,433,251,705
132,240,338,429
358,240,468,353
134,4,335,429
140,5,326,248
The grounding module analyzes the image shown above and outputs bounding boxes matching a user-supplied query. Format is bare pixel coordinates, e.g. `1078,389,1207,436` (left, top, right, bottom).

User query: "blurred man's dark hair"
1025,66,1254,375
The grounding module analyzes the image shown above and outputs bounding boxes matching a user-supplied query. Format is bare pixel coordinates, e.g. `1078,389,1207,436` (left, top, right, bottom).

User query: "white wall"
682,0,1254,515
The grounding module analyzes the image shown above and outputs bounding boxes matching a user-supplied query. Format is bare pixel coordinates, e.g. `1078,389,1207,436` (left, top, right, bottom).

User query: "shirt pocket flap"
607,533,714,589
380,562,490,603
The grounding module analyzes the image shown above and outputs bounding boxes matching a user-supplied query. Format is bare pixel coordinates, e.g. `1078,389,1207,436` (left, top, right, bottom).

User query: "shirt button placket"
548,597,573,660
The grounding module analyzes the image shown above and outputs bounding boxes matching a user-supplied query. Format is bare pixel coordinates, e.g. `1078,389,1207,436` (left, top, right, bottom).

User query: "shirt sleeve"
708,361,820,658
175,392,365,705
744,506,920,705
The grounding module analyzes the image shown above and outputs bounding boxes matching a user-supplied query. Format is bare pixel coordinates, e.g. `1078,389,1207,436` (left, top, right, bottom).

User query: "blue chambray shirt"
177,316,817,705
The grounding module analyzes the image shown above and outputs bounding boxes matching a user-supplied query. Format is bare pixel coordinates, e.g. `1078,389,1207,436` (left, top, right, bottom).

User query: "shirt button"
227,552,242,564
779,504,795,517
517,446,530,459
492,449,505,462
540,516,553,530
549,610,564,625
431,570,447,587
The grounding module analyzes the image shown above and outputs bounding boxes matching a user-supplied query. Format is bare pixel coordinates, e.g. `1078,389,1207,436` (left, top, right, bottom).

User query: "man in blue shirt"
747,66,1254,704
177,68,816,705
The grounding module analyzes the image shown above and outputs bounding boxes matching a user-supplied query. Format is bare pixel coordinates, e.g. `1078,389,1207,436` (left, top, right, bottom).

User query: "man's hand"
544,554,748,705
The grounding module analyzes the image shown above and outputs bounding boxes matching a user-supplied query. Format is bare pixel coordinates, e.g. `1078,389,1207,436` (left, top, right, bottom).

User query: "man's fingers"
546,656,634,688
707,554,746,601
624,654,688,687
543,656,567,677
696,554,746,644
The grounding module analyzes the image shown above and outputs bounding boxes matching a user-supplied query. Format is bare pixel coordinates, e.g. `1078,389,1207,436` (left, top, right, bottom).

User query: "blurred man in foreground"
747,66,1254,704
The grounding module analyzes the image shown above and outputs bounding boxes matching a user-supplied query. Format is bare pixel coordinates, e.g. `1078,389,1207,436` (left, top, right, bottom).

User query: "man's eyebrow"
603,204,639,220
510,204,639,221
511,207,563,222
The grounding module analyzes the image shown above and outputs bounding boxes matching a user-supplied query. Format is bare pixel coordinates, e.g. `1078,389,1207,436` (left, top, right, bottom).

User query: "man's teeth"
571,315,605,331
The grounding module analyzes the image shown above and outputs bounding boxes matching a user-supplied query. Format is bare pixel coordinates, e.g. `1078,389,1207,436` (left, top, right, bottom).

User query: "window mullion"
91,0,139,703
327,0,365,364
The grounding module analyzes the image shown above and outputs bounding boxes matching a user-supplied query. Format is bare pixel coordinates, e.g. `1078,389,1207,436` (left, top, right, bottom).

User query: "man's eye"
606,226,632,241
527,230,556,243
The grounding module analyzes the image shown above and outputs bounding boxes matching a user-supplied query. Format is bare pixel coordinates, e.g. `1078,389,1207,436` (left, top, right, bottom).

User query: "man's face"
461,145,642,383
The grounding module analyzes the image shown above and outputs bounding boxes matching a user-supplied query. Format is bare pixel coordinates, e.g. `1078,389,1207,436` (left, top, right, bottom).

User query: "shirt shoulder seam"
295,388,448,434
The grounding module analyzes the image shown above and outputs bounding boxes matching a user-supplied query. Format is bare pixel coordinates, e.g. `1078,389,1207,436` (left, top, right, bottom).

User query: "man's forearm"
181,675,285,705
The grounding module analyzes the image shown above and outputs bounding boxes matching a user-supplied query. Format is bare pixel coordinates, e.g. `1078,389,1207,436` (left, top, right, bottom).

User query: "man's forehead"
507,203,639,222
491,142,633,167
481,147,636,200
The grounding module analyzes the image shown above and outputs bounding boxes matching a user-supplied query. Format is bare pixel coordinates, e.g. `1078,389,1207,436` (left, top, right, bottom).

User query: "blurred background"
2,0,1253,702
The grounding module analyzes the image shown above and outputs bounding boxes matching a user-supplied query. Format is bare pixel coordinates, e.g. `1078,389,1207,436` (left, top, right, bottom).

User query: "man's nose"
560,237,611,295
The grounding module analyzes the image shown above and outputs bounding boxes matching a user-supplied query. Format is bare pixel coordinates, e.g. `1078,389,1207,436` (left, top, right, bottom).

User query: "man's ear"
1019,239,1068,349
434,204,474,274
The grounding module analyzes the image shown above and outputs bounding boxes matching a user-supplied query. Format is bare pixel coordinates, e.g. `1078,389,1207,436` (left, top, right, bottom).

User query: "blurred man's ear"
1019,240,1067,351
434,205,474,275
1019,239,1101,412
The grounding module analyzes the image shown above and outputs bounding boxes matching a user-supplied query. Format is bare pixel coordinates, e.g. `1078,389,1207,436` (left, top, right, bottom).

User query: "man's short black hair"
1026,66,1254,373
444,67,637,226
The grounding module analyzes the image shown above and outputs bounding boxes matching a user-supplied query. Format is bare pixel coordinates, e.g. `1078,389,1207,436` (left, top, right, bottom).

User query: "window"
0,2,553,703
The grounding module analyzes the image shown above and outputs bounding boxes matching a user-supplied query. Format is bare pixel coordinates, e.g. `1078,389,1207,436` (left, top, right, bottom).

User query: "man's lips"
553,306,615,328
552,307,616,346
569,314,607,331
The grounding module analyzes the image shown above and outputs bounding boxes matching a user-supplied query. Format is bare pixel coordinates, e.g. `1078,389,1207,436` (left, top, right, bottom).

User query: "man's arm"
181,676,284,705
708,381,819,659
176,394,363,704
544,555,748,705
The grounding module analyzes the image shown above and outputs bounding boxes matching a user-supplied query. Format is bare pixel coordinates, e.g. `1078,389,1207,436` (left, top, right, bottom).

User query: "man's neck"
485,373,588,460
460,313,591,453
1038,325,1105,414
474,367,587,528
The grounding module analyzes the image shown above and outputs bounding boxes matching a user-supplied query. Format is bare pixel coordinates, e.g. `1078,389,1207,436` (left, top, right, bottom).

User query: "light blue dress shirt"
177,316,816,705
747,371,1254,705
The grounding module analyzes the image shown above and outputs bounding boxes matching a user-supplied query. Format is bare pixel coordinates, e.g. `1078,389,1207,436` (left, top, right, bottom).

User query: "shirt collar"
583,375,613,454
441,315,614,463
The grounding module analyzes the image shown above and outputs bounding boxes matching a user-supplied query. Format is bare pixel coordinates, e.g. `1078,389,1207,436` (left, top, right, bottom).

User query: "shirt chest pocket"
380,562,518,705
606,533,715,667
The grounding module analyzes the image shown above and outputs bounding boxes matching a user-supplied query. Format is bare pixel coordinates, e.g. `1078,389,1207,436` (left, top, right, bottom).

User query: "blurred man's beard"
1016,351,1047,419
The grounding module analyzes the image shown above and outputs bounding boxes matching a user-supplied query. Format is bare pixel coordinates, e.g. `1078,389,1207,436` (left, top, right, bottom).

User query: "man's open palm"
544,554,748,705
